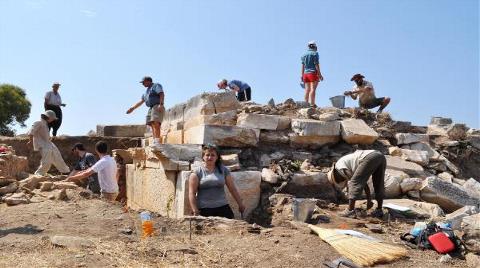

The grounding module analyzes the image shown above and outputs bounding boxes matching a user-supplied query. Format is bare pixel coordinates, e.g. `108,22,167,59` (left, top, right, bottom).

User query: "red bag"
428,232,455,253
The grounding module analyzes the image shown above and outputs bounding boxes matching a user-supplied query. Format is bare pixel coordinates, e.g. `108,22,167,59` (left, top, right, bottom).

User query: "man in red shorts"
301,41,324,107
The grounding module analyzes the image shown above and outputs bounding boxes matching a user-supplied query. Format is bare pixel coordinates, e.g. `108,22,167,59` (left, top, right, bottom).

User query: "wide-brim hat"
350,73,365,81
43,110,57,120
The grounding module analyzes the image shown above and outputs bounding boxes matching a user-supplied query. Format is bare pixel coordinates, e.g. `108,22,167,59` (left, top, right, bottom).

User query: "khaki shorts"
146,104,165,125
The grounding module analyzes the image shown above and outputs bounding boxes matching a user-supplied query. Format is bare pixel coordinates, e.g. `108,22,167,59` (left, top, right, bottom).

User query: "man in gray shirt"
44,82,66,136
70,143,100,194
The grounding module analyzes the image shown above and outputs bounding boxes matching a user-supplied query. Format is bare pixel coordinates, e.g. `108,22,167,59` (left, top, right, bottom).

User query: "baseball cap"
139,76,153,83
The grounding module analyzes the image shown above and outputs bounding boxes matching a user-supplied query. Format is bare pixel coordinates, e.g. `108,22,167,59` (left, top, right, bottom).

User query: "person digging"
327,150,386,218
344,73,390,114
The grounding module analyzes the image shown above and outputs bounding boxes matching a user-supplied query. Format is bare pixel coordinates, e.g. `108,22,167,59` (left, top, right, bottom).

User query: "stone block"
437,172,453,183
340,119,379,145
174,171,192,218
384,175,403,198
237,113,291,130
260,152,286,167
183,110,237,130
126,166,177,217
184,125,259,147
96,124,146,137
40,181,54,191
0,154,28,179
3,192,29,206
461,214,480,253
259,130,290,144
283,171,336,200
0,183,17,195
150,144,201,162
430,117,452,125
112,149,133,164
400,178,424,193
402,142,441,161
385,155,425,177
183,91,240,120
226,171,261,219
164,129,184,144
445,206,478,230
438,155,460,175
290,119,340,147
395,133,428,145
163,103,186,131
221,154,240,171
446,123,468,140
383,199,445,219
399,149,429,166
261,168,279,184
427,124,449,136
388,146,402,156
463,178,480,199
420,176,480,213
53,182,79,190
19,175,49,190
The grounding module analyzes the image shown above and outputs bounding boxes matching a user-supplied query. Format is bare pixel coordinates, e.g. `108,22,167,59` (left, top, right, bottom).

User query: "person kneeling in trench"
188,144,245,219
327,150,386,218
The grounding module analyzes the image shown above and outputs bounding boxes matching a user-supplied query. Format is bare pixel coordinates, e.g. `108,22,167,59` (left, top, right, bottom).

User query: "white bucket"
329,95,345,108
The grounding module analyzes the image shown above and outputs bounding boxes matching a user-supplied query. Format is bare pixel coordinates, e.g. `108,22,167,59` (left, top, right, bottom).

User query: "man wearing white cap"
301,41,323,107
44,82,66,136
27,110,70,175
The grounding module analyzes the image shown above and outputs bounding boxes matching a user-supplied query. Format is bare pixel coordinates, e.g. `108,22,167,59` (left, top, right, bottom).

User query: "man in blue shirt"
126,76,165,146
217,79,252,101
301,41,324,107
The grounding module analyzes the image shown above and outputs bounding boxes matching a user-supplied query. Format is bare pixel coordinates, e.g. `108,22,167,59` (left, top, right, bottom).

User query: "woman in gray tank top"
188,144,245,219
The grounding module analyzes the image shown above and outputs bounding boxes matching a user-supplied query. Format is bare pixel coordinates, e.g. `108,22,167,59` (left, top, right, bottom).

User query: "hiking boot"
339,208,357,219
369,209,384,218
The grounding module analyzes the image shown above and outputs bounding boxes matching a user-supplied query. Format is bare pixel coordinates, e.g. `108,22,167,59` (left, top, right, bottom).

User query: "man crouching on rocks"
327,150,386,218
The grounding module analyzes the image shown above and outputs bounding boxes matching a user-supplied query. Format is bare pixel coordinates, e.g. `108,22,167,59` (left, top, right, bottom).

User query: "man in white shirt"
44,82,66,136
344,74,391,113
28,110,70,175
66,141,118,201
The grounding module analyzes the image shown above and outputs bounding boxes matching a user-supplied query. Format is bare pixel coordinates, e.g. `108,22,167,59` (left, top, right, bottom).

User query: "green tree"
0,84,31,136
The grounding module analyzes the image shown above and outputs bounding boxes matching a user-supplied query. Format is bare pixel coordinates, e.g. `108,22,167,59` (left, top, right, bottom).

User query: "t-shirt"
301,49,319,74
91,155,118,193
228,80,250,93
75,152,100,194
334,150,376,179
142,83,163,107
352,80,376,105
45,91,62,106
194,165,231,209
28,119,53,151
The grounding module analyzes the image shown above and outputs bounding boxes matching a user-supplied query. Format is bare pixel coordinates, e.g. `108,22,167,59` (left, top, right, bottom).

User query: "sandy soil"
0,193,469,267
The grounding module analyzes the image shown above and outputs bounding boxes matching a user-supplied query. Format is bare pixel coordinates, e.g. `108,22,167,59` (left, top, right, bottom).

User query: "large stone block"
226,171,261,219
259,130,290,144
445,206,478,230
151,144,201,162
164,129,183,144
463,178,480,199
183,91,240,120
290,119,340,147
395,133,429,145
420,176,480,213
383,199,445,219
0,154,28,179
401,142,441,161
340,119,379,145
461,214,480,253
184,125,259,147
446,123,468,140
398,149,429,166
96,124,146,137
183,110,237,130
283,171,336,200
385,155,426,177
126,166,177,217
237,113,291,130
174,171,192,218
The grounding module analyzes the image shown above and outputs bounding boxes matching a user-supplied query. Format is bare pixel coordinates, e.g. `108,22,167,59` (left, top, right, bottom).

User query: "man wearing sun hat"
44,82,66,136
27,110,70,175
344,74,391,113
126,76,165,146
327,149,386,219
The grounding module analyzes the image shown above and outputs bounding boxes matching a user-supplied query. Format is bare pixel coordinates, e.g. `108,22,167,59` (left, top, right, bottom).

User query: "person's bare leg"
304,83,312,104
152,122,161,140
309,81,318,106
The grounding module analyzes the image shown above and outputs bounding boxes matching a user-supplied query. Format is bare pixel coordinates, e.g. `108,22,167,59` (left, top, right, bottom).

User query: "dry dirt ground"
0,194,469,267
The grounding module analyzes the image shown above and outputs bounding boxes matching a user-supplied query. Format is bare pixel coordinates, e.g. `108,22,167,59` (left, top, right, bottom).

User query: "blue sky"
0,0,478,135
